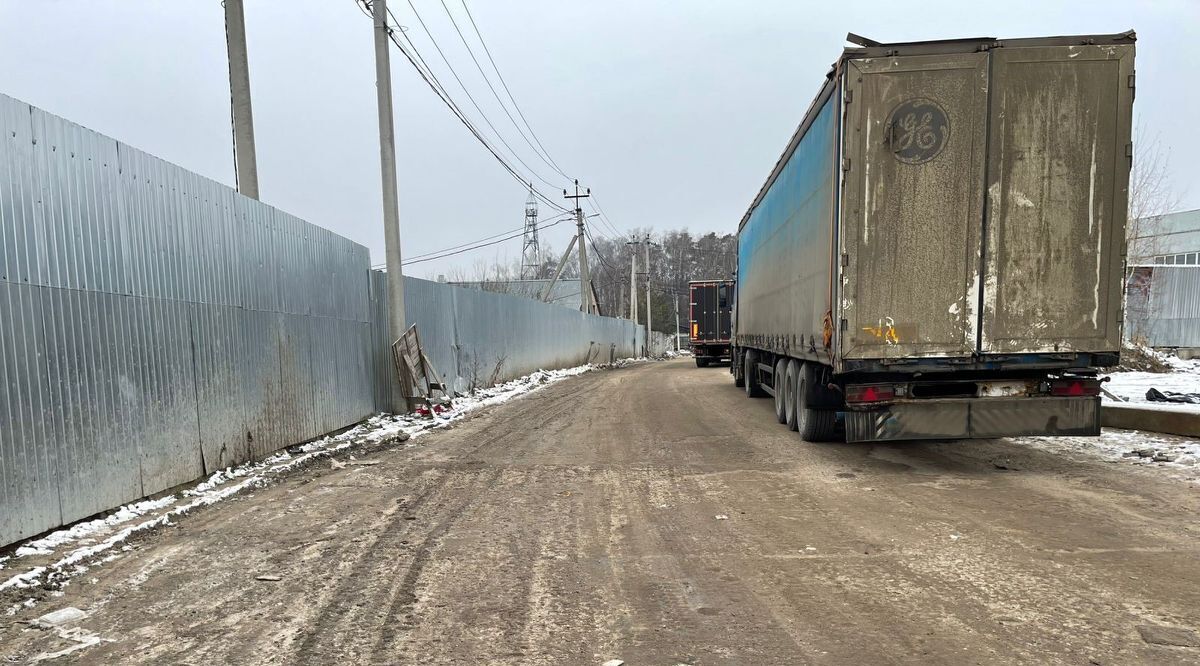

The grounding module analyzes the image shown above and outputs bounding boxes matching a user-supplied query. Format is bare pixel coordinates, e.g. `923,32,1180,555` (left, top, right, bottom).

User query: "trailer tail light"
845,384,896,404
1050,379,1100,397
691,323,699,339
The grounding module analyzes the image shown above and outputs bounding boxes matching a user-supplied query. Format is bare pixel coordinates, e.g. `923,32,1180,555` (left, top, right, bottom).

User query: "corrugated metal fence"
1,93,645,548
1125,265,1200,348
0,93,374,546
370,273,644,407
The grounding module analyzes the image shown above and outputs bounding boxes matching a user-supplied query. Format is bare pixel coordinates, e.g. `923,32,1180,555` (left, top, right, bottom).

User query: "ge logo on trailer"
886,98,950,164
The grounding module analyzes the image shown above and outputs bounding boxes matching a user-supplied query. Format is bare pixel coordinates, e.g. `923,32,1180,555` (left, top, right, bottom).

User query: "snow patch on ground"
1015,429,1200,472
1103,348,1200,411
13,496,178,558
1,360,636,612
1103,370,1200,406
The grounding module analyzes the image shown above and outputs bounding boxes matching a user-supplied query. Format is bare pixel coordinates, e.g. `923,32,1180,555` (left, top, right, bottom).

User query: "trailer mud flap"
844,397,1099,442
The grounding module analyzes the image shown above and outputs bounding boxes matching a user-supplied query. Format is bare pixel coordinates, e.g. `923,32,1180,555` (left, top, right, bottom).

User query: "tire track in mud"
290,468,456,663
450,380,599,462
370,468,505,661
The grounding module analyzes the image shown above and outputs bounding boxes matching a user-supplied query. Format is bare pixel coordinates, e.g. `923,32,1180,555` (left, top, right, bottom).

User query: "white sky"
2,1,1195,277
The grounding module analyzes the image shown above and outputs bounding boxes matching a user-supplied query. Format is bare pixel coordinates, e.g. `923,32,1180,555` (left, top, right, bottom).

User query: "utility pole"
371,0,410,411
628,250,638,324
674,293,681,352
224,0,259,199
644,234,653,355
564,180,594,314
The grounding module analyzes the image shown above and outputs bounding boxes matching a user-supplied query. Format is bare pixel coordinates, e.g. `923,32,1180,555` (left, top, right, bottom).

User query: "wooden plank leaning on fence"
391,324,453,409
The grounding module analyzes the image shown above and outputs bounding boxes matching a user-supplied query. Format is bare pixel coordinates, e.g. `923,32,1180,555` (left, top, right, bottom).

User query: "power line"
403,211,572,263
587,198,622,239
401,0,564,190
381,215,572,268
438,0,570,181
354,0,568,213
458,0,571,179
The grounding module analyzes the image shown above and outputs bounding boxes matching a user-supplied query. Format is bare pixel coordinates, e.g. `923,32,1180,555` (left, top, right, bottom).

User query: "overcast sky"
2,1,1196,278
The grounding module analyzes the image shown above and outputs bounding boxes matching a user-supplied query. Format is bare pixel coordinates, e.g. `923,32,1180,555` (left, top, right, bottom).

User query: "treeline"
438,228,737,334
588,229,736,333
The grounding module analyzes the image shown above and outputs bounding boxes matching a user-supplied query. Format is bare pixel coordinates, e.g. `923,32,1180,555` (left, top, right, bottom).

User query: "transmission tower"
520,184,541,279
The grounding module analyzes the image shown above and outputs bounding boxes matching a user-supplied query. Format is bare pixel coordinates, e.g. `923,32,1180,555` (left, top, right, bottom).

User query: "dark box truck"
732,31,1134,442
690,280,735,367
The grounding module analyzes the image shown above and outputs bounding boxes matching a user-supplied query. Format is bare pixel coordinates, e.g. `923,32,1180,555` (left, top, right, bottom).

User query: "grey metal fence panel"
1,93,377,547
0,281,60,543
193,303,250,472
0,96,44,286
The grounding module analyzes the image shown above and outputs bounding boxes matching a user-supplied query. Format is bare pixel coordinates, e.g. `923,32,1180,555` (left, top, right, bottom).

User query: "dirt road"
4,359,1199,664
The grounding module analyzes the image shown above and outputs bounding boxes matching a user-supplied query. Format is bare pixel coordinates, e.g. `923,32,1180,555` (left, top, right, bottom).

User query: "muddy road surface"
3,359,1199,664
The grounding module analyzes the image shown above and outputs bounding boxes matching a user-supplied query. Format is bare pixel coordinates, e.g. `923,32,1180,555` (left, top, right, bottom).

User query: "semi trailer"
689,279,735,367
732,31,1135,443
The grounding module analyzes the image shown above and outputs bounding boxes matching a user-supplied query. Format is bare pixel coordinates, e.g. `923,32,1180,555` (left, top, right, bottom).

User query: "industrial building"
1126,209,1200,353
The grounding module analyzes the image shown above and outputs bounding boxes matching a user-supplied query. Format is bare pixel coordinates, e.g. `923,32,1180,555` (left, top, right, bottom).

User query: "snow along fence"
0,92,643,548
369,272,645,407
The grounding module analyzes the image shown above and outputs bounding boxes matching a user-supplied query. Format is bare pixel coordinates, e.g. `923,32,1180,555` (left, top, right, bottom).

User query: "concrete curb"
1102,404,1200,437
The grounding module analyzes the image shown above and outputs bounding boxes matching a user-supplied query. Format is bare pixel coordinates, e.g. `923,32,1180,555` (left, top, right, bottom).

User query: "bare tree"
1127,125,1183,263
1124,124,1185,346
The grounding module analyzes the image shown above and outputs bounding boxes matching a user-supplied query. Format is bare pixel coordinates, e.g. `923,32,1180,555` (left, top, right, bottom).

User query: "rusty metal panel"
839,52,989,360
980,44,1134,354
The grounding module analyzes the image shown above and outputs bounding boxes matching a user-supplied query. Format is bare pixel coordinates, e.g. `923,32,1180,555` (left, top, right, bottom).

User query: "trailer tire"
784,359,800,430
773,358,787,423
795,362,838,441
695,357,710,368
744,350,766,398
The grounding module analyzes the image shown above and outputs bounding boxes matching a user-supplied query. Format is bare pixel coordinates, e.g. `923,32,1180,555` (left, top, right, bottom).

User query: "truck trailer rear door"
840,53,989,359
978,44,1133,354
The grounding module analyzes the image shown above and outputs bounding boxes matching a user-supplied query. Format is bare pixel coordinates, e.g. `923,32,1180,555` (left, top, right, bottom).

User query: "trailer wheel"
784,359,800,430
695,357,710,368
773,358,787,423
795,362,838,441
744,350,766,398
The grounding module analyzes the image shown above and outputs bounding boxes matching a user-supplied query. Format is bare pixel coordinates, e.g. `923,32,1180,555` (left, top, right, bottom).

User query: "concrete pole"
575,206,593,315
224,0,259,199
372,0,410,411
674,293,680,352
644,235,652,355
629,251,638,324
